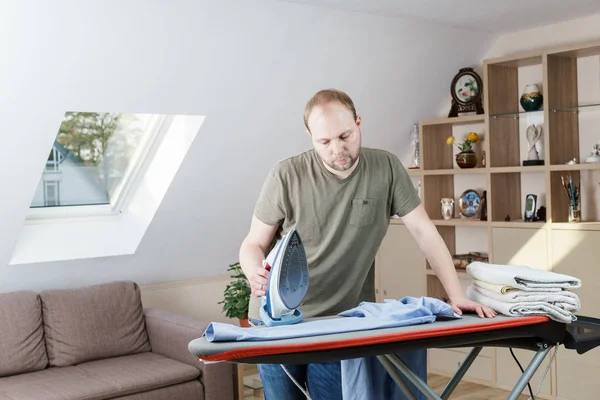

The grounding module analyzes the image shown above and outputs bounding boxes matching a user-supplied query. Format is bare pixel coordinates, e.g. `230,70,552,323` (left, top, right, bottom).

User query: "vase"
441,198,454,220
455,151,477,168
520,84,543,112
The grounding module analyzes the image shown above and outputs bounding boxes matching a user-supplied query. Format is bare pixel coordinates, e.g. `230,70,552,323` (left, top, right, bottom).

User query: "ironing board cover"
189,315,567,364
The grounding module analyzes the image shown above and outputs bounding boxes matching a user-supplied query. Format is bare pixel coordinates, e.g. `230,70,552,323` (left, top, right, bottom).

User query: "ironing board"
188,314,600,400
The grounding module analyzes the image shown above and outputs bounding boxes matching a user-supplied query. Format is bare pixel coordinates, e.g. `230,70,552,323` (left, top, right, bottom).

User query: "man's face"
306,102,361,173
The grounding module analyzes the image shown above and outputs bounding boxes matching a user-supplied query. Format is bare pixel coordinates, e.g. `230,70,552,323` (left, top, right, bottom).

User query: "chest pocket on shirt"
349,198,378,228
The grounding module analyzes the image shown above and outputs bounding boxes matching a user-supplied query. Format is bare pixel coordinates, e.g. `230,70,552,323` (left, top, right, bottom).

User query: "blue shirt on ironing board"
204,296,459,400
204,296,460,341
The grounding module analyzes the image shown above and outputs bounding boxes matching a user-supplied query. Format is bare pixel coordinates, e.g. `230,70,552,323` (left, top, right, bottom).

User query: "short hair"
303,89,357,131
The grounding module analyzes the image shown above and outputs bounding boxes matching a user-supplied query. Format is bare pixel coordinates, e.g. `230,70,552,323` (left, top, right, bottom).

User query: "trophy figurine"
523,124,544,166
409,123,420,169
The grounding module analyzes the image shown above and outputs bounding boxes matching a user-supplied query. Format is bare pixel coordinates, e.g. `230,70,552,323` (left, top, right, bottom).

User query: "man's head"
304,89,361,176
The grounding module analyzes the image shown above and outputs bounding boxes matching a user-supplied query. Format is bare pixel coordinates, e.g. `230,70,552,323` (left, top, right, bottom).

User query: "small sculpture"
585,143,600,163
523,124,544,165
409,124,420,169
440,198,454,220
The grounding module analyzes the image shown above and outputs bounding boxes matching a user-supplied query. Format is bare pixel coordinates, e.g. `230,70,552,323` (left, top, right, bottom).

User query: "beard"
322,149,359,171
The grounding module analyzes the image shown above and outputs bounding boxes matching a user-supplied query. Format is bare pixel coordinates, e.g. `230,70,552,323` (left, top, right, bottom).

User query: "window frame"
11,114,205,265
26,114,171,222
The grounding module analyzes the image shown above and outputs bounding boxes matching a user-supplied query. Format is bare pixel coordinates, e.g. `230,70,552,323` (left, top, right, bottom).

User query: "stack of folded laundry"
465,261,581,323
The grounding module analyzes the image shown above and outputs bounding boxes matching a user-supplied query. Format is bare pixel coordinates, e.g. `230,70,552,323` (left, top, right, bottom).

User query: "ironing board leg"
506,343,552,400
440,347,482,399
385,353,442,400
376,355,417,400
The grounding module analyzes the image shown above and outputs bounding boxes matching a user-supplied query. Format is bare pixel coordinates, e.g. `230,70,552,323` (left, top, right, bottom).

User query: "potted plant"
447,131,480,168
218,262,251,327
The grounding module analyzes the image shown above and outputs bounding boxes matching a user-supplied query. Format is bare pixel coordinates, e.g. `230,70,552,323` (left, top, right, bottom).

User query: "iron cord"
279,364,312,400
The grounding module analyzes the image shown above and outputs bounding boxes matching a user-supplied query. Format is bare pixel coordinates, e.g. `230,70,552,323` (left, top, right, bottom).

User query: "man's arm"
401,204,464,301
401,203,495,318
239,215,279,297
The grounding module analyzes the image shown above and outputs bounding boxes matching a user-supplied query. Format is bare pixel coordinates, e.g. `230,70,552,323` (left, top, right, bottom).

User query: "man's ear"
356,115,362,127
306,128,312,138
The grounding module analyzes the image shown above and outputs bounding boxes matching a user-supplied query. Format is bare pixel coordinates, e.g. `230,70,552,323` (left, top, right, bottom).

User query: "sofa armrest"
143,308,235,400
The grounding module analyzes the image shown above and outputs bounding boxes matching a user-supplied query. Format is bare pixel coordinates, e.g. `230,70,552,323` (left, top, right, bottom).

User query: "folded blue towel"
203,296,461,342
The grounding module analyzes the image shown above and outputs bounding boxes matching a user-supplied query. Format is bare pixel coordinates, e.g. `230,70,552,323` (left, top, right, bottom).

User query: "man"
239,88,496,399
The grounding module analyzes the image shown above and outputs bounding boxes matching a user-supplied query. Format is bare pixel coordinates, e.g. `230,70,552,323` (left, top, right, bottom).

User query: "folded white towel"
467,262,581,291
466,285,576,323
472,278,519,294
471,281,580,311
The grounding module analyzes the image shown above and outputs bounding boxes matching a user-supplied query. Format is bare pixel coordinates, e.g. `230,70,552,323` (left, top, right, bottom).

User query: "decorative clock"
448,68,484,117
458,189,481,219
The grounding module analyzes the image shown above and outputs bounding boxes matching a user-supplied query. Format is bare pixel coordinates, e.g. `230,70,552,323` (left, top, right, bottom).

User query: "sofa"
0,280,235,400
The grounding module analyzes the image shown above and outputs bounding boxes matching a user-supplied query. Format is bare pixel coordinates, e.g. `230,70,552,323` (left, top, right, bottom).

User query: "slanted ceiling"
0,0,496,292
276,0,600,34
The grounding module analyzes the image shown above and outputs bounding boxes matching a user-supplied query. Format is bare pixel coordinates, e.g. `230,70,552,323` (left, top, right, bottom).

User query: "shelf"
550,103,600,113
548,39,600,58
491,220,547,229
422,168,488,175
485,52,543,68
407,38,600,400
489,166,546,173
420,115,485,126
390,219,600,231
490,109,544,119
549,163,600,171
486,164,600,173
551,222,600,231
431,219,488,227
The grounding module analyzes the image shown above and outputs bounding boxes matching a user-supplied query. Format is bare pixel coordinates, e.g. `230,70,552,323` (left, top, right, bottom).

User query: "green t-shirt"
248,147,420,320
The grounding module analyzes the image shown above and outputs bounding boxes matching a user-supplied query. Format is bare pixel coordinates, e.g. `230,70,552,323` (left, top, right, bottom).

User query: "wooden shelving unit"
395,39,600,399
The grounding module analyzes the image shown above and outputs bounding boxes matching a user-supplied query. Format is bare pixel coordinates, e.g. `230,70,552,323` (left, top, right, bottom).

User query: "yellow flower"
467,132,479,142
446,136,455,145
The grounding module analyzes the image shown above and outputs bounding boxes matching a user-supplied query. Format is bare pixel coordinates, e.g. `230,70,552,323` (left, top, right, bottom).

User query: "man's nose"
331,139,344,153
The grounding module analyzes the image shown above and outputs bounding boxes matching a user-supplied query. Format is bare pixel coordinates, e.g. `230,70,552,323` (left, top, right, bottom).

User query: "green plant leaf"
220,261,251,319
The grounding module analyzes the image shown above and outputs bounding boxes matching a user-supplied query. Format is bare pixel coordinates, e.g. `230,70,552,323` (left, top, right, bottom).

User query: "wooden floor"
427,374,528,400
242,368,528,399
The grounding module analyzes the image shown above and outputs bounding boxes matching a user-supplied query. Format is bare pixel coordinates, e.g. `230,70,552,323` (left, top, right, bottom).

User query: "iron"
260,226,309,327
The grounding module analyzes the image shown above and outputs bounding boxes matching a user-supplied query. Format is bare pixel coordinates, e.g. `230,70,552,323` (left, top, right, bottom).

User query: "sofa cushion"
0,365,119,400
40,280,151,367
109,381,203,400
76,352,201,395
0,352,200,400
0,290,47,377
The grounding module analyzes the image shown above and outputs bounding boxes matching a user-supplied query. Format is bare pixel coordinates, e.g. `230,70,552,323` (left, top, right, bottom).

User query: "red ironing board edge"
197,315,549,362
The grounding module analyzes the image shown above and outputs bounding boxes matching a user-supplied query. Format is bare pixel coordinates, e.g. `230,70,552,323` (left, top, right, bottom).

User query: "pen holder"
568,204,581,223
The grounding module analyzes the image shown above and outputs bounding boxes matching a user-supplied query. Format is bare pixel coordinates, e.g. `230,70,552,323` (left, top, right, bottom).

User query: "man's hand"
450,296,496,318
249,265,270,297
239,215,278,297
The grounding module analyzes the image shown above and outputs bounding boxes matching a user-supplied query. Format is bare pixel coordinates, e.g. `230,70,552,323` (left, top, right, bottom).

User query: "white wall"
483,13,600,58
0,0,495,295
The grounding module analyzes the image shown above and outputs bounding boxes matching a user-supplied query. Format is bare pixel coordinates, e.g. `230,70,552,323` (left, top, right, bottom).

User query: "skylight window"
29,111,166,217
13,113,205,264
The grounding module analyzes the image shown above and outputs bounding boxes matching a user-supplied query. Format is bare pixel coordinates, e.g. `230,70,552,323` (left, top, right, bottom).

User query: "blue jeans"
249,318,342,400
